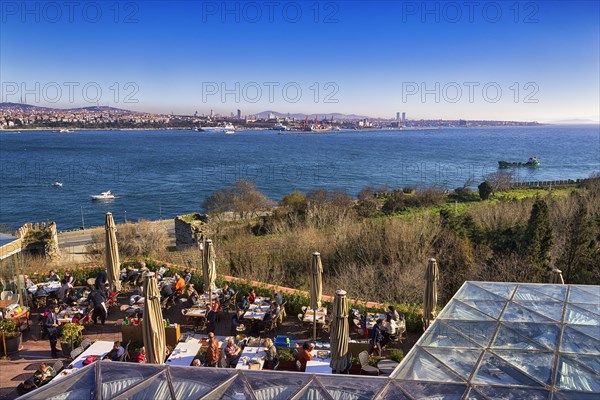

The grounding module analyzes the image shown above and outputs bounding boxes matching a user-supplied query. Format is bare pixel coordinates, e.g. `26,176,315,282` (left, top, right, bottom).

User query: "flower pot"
1,333,23,354
61,341,75,358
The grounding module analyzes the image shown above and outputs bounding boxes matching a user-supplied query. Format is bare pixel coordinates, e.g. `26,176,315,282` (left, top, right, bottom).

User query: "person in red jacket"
295,342,314,372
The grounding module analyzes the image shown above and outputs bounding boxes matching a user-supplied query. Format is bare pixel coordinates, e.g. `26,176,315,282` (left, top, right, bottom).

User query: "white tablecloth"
28,281,61,294
236,346,266,370
303,308,327,324
166,340,202,367
306,349,332,374
70,340,115,369
366,313,386,330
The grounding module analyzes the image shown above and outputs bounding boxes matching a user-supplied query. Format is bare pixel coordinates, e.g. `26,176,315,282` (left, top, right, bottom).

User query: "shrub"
0,319,19,338
478,181,493,200
390,349,404,363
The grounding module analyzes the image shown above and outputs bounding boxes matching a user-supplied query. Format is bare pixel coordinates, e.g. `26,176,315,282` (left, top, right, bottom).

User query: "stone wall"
16,221,60,261
174,214,209,251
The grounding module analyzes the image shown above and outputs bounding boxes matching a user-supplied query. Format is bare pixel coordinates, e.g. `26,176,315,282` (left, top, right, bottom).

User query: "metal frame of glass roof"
17,282,599,400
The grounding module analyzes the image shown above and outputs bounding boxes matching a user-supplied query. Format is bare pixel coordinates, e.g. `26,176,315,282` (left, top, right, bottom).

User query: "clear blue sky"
1,0,599,122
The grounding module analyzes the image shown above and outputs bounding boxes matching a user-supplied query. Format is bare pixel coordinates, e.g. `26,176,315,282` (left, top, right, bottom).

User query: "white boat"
199,123,235,133
91,190,116,200
52,181,63,187
273,124,288,131
59,128,72,133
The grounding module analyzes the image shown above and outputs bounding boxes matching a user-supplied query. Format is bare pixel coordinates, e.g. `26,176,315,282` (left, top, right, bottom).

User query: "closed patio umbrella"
423,258,439,330
329,289,349,373
142,272,166,364
104,212,121,293
309,252,323,340
550,268,565,284
203,239,217,293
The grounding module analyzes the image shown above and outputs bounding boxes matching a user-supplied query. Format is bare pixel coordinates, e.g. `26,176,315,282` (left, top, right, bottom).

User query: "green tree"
525,198,553,281
559,195,598,283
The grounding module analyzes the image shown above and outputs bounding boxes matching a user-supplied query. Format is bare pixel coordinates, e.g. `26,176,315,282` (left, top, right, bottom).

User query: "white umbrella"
309,252,323,340
203,239,217,293
104,212,121,293
142,272,166,364
329,289,349,373
423,258,439,330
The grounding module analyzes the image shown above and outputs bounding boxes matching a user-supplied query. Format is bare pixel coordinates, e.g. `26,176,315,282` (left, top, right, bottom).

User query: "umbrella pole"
313,318,317,341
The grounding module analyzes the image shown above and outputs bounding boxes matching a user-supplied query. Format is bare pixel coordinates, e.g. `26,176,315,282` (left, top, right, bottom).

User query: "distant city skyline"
1,1,598,123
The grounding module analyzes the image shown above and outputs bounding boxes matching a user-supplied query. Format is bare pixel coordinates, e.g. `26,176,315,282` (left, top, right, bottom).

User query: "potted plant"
275,347,296,371
0,319,22,354
59,322,84,357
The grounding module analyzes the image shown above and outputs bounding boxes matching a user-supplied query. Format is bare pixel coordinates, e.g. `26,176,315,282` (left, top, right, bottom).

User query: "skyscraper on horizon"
237,109,241,119
402,112,406,122
396,112,400,121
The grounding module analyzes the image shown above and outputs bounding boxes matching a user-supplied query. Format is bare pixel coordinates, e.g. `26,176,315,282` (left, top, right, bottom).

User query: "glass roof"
393,282,600,399
17,282,599,400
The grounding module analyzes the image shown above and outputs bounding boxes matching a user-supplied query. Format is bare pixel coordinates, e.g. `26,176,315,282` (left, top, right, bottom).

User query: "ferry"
52,182,63,188
199,123,235,134
498,156,541,169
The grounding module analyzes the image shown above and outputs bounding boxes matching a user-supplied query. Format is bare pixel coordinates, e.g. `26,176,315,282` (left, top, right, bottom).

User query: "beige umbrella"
203,239,217,293
329,289,349,373
142,272,166,364
423,258,439,330
309,252,323,340
104,212,122,293
550,268,565,284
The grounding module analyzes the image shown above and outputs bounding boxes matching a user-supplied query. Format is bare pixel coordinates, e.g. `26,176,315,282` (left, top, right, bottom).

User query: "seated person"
192,358,202,366
105,341,125,361
211,298,220,313
161,283,175,306
64,271,75,287
136,347,146,363
45,270,60,282
33,363,56,386
57,278,70,302
16,380,37,396
263,338,278,370
23,275,34,290
231,310,246,331
271,289,283,305
270,301,281,320
295,342,314,372
181,284,199,307
224,338,241,367
237,295,250,311
183,269,192,284
386,305,399,322
381,318,397,347
220,284,235,304
248,288,257,304
173,274,186,294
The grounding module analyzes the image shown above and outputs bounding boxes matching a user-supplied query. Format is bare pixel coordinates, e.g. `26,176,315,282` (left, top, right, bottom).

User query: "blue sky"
1,0,599,122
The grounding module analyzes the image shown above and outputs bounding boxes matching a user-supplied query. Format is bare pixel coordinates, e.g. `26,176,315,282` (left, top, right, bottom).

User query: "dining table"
303,308,327,324
235,346,266,370
306,349,332,374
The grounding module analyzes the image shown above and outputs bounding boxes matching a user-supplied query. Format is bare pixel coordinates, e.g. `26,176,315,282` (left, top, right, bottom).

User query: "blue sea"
1,125,598,230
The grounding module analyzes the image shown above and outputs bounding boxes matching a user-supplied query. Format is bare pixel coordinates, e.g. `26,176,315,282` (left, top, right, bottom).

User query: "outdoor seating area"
2,212,598,399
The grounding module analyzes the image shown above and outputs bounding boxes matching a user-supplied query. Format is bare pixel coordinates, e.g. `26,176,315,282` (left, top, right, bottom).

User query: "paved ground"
0,290,418,399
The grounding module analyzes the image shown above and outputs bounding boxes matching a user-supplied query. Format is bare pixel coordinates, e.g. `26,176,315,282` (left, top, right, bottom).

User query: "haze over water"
1,125,598,230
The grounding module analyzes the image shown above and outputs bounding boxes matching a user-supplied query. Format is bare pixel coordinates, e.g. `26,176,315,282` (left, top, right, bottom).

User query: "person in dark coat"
89,289,108,324
44,305,61,357
205,302,217,334
95,270,108,290
369,318,384,356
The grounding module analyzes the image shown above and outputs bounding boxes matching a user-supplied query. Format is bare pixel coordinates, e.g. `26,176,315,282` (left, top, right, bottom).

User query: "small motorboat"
52,181,63,187
91,190,116,200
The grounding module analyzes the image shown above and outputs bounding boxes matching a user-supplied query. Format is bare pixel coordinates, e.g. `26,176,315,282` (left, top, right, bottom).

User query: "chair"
278,301,287,325
297,313,304,322
52,360,64,374
1,291,12,300
301,306,307,314
80,338,92,350
70,346,84,360
358,351,379,375
218,350,228,368
8,293,19,303
295,360,302,372
122,340,131,361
